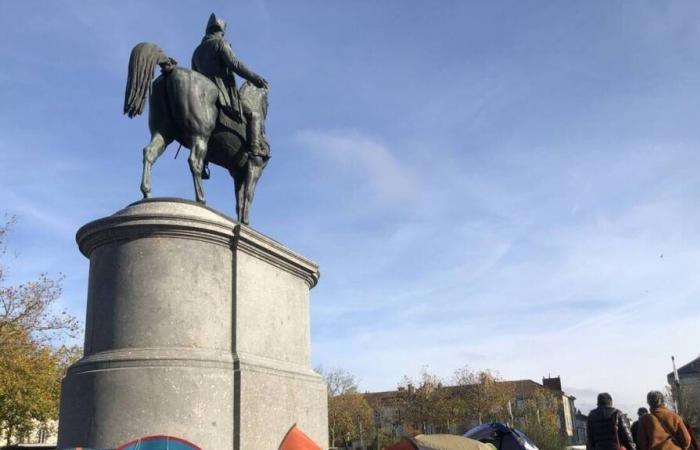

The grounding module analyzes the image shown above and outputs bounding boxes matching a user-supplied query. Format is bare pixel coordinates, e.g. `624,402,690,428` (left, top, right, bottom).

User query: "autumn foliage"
0,219,81,445
317,367,374,448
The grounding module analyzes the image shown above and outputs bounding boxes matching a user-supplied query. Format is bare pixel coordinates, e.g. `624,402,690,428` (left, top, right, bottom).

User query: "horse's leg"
231,168,245,223
140,133,169,198
241,157,267,225
188,136,208,204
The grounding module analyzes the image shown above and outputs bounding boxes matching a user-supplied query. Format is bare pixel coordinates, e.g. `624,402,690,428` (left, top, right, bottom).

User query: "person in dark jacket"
192,13,268,123
632,408,650,450
191,13,269,178
587,393,636,450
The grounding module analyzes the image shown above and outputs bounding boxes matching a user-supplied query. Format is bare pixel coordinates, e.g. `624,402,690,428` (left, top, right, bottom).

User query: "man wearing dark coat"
192,13,269,177
192,13,268,120
587,393,636,450
632,408,650,450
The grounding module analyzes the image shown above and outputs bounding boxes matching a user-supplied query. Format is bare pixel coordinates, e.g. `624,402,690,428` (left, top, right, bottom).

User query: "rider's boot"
247,111,262,156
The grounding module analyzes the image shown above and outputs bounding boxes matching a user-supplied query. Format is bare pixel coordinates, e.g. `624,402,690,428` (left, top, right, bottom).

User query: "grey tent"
463,422,539,450
386,434,497,450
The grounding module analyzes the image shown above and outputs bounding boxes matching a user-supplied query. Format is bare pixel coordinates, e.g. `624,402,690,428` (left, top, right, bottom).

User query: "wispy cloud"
305,126,700,415
296,129,420,205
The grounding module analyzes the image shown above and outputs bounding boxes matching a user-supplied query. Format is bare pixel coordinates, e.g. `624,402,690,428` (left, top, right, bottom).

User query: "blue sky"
2,1,700,415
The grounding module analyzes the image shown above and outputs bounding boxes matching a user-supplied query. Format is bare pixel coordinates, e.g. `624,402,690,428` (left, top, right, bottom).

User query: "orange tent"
279,424,322,450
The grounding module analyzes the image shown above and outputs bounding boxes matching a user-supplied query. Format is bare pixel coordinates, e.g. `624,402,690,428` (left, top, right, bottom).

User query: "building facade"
573,410,588,445
363,376,582,445
667,355,700,432
0,419,57,447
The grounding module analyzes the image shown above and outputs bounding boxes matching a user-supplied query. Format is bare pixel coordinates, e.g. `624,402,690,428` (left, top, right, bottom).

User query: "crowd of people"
586,391,698,450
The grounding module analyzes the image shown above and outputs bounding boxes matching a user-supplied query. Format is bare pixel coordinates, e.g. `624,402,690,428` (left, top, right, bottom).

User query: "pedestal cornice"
76,198,320,288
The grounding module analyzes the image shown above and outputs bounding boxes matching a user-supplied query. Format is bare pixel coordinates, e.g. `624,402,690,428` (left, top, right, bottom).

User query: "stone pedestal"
57,199,327,450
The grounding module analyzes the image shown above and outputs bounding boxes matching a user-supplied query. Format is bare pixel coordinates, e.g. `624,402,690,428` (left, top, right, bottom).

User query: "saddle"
201,106,249,180
217,106,246,137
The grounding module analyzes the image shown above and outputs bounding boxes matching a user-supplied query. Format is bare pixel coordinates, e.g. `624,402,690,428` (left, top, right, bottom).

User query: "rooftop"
668,355,700,378
363,377,576,407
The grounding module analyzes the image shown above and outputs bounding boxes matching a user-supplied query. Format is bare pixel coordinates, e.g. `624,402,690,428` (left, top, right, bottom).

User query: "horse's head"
239,81,268,120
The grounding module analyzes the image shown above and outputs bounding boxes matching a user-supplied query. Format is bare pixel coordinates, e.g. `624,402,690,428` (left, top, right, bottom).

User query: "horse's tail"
124,42,174,118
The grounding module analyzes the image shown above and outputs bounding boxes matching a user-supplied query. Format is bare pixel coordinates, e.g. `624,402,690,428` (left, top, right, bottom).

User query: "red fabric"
279,424,322,450
385,438,419,450
684,420,699,450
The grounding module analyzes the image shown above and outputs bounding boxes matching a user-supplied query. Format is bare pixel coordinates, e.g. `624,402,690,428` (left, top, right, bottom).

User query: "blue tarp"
58,435,200,450
116,435,200,450
463,422,539,450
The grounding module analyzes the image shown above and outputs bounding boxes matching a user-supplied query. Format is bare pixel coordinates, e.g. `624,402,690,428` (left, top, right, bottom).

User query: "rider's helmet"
206,13,227,34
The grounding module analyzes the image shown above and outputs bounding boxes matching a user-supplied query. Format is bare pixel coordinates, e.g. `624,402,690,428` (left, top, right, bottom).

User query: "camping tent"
386,434,496,450
115,434,201,450
463,422,539,450
279,425,322,450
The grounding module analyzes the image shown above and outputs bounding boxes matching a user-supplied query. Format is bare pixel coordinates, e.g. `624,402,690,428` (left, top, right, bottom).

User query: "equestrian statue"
123,13,269,224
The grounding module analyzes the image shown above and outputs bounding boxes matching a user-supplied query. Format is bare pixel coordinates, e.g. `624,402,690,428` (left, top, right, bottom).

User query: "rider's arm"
219,41,262,84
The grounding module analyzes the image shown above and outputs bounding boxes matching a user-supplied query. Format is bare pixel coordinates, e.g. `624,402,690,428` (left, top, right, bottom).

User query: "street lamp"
671,356,683,415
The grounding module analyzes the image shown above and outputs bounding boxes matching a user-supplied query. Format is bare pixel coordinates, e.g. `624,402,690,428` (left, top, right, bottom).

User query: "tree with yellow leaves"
452,366,515,429
516,388,568,450
0,219,81,445
399,368,455,435
317,367,374,448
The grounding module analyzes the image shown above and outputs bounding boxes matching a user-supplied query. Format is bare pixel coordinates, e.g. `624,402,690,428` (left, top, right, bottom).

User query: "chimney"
542,376,562,392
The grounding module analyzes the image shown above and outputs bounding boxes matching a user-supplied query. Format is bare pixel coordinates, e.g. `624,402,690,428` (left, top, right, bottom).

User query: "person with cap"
587,392,635,450
637,391,691,450
632,408,650,450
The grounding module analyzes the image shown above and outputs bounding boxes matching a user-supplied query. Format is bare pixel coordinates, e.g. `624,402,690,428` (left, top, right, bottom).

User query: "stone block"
57,199,327,450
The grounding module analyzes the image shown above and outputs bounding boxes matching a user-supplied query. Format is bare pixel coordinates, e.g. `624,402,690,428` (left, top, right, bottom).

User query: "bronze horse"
123,42,269,224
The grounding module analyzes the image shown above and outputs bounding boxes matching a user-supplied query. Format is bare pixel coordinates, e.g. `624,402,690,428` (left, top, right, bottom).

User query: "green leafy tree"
372,430,394,450
0,218,81,445
517,389,568,450
1,329,63,444
399,367,455,435
318,367,374,447
452,366,515,431
329,392,374,448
